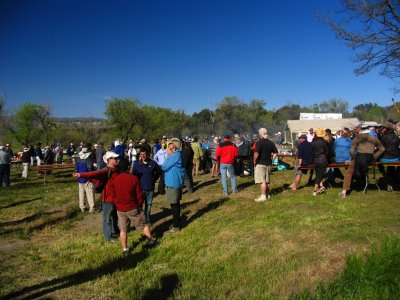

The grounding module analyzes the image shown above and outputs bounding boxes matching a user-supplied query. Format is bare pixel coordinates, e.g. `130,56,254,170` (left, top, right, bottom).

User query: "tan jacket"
350,134,385,159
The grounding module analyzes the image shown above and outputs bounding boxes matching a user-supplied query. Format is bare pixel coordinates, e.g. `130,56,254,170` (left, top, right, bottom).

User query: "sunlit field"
1,163,399,299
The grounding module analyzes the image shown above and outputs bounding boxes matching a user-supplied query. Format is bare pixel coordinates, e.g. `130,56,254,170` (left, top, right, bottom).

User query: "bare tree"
322,0,400,79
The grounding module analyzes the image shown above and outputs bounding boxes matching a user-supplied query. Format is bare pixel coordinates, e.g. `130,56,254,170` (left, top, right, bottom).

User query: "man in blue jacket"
162,138,185,233
132,148,160,224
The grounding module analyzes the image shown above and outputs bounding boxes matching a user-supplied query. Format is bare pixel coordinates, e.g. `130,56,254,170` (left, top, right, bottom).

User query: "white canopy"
284,118,361,147
285,118,360,134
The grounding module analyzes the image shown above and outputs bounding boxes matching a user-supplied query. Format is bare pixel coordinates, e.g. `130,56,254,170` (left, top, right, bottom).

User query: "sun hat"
79,147,91,160
114,140,120,146
315,128,326,138
103,151,119,164
258,128,268,138
167,137,182,150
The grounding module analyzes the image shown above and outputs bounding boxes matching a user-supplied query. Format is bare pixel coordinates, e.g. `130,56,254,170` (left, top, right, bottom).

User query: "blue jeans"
220,163,237,194
143,191,154,223
102,202,119,241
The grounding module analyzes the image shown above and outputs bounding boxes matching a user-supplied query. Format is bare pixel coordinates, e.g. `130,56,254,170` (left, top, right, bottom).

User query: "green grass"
0,165,399,299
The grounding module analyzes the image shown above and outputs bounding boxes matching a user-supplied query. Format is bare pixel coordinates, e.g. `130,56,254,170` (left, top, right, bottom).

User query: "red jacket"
216,139,239,164
112,172,143,212
79,167,117,203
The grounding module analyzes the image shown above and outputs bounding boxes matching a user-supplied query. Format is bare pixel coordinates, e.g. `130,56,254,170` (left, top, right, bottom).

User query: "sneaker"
222,192,229,197
108,238,119,243
122,248,130,256
319,186,326,194
232,190,239,194
387,185,393,192
337,191,346,198
165,227,181,234
254,195,267,202
312,190,320,196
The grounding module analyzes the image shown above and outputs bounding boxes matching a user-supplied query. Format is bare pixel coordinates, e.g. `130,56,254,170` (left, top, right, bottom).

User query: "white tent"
284,118,361,147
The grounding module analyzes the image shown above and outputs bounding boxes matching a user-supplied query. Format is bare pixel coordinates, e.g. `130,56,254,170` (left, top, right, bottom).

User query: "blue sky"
0,0,397,118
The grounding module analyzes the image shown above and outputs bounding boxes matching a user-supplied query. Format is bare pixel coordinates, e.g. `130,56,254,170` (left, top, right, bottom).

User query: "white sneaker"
254,195,267,202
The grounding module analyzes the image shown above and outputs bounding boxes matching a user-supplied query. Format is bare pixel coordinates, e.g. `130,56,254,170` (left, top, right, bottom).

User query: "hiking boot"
254,195,267,202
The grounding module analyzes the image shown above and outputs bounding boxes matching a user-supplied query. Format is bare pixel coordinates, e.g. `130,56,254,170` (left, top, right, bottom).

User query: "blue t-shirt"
334,137,352,163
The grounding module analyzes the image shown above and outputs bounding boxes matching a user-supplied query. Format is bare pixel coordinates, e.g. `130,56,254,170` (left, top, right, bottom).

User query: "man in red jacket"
216,132,239,196
113,159,156,255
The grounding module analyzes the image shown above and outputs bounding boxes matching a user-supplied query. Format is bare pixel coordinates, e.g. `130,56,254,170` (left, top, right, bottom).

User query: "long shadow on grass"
153,197,228,236
0,210,79,236
142,273,180,300
0,197,41,209
0,210,63,227
192,178,219,191
151,199,200,236
183,197,228,228
2,249,149,299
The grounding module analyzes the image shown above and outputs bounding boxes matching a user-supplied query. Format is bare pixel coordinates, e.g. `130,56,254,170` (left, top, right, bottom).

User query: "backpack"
92,167,112,193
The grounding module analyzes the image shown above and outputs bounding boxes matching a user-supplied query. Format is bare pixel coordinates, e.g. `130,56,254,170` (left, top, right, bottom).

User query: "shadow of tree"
0,197,41,209
3,249,149,299
142,273,180,300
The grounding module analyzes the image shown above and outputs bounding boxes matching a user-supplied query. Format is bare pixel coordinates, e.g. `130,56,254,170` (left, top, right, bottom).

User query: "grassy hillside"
0,165,399,299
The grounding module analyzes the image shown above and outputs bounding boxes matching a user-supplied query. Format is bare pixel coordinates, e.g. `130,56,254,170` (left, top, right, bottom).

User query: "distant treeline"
1,96,398,147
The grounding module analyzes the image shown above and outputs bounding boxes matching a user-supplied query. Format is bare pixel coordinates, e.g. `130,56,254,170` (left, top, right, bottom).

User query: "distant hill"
54,117,106,127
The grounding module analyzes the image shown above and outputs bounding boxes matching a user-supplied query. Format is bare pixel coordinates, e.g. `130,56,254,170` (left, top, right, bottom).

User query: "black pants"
158,170,165,194
184,168,194,192
170,203,181,228
355,153,374,188
314,163,327,186
0,164,10,188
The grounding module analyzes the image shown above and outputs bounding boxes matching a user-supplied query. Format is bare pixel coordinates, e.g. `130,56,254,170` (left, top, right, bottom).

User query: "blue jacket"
334,137,352,163
75,158,94,183
131,159,160,191
162,150,185,189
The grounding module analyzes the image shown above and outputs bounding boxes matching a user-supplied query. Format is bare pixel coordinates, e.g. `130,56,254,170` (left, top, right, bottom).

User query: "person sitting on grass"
113,158,156,255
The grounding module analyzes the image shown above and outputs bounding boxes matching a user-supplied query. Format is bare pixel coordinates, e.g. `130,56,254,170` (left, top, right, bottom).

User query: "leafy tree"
322,0,400,79
319,98,349,114
7,103,55,145
104,97,145,143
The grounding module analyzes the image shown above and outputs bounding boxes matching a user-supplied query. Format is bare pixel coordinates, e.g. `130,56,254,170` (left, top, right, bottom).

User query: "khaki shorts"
254,164,272,184
117,209,146,232
166,187,182,204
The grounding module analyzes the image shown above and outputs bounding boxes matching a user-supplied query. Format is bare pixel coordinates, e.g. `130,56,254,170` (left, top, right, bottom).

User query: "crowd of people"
289,121,400,197
1,120,399,254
